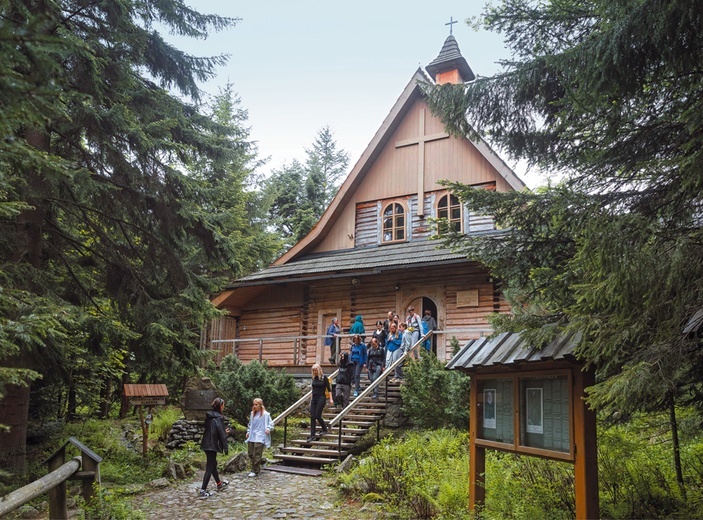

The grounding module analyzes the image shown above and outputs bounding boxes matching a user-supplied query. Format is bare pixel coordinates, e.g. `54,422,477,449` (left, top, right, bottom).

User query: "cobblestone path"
130,469,382,520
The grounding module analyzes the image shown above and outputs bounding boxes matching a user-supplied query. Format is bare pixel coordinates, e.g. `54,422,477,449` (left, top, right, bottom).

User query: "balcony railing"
207,326,492,367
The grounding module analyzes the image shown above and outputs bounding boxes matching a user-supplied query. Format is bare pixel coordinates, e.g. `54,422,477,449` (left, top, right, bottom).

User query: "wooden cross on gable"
395,108,449,216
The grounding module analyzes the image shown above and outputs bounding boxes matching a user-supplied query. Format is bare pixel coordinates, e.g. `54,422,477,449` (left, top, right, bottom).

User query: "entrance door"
421,297,438,354
317,309,342,365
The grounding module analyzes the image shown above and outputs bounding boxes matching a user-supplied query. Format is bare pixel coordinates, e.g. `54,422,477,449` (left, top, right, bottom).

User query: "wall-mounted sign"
457,289,479,307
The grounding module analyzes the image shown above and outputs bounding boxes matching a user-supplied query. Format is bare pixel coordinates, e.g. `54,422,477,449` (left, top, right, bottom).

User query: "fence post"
48,446,68,520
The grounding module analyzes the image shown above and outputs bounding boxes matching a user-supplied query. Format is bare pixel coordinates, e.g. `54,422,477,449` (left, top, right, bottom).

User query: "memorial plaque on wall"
519,375,570,452
456,289,479,308
478,378,514,444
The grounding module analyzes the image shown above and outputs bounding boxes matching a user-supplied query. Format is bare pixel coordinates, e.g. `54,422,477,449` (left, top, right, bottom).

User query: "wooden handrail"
328,330,432,428
0,457,81,517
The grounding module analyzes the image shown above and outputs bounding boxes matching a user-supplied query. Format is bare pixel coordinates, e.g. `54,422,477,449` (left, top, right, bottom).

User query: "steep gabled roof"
274,69,526,267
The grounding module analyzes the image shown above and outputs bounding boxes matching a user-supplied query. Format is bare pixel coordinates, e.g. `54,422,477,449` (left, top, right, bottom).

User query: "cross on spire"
445,16,457,35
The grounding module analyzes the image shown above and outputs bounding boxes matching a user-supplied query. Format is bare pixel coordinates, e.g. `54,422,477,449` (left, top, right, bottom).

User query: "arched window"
437,193,462,234
382,202,406,243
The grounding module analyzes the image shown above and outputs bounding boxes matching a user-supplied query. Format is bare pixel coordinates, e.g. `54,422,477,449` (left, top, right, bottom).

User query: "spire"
425,35,475,84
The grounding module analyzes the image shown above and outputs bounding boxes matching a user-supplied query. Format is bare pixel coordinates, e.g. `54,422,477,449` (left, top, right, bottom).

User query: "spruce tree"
0,0,263,469
424,0,703,420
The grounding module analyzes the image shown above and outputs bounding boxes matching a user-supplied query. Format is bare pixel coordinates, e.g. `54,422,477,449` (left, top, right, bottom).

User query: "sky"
170,1,543,188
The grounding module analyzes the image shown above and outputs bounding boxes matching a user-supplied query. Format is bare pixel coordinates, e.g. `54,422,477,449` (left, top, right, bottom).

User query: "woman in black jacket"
199,397,230,498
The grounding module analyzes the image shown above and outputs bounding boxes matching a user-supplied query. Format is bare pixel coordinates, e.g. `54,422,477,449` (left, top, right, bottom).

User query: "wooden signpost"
123,384,169,459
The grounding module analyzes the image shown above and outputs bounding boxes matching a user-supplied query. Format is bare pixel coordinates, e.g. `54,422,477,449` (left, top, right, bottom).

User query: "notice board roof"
123,384,169,397
446,331,581,373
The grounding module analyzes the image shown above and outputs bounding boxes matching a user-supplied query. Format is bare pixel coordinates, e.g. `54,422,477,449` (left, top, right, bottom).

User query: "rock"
149,478,170,488
18,505,38,519
174,462,188,479
336,454,354,473
162,461,177,479
222,452,249,472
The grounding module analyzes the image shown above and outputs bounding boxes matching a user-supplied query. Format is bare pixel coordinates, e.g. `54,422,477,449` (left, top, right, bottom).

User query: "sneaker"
306,436,316,442
320,429,329,435
247,472,256,477
199,490,211,499
216,480,229,491
328,357,335,364
372,395,378,399
353,391,358,397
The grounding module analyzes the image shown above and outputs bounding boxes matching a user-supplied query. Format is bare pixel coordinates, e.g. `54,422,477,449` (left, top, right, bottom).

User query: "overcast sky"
170,1,543,188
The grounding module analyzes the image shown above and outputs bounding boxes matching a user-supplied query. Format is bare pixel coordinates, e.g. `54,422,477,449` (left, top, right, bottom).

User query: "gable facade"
206,37,525,373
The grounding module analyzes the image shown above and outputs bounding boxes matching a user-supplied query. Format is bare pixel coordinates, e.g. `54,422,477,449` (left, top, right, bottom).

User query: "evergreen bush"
207,355,300,426
401,349,470,429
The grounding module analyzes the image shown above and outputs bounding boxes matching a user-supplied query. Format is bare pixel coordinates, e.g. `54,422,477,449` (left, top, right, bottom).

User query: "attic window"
437,193,462,234
382,202,406,243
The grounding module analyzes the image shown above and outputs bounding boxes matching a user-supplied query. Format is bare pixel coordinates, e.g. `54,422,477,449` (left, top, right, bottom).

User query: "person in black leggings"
308,363,333,442
199,397,230,498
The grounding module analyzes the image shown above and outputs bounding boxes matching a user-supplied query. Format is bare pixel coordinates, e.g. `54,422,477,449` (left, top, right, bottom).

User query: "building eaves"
226,233,503,289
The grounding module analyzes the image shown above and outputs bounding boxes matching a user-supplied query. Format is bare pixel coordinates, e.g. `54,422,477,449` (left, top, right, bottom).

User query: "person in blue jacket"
349,334,367,396
385,321,404,382
349,314,366,342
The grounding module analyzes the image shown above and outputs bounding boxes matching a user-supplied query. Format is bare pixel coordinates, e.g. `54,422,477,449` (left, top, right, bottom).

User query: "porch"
204,327,493,375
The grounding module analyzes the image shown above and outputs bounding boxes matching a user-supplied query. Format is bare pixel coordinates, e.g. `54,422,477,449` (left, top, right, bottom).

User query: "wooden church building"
205,35,526,370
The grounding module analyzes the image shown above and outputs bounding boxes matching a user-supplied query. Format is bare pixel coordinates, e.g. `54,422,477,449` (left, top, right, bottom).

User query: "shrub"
338,429,471,519
401,349,470,429
207,355,300,426
149,406,181,442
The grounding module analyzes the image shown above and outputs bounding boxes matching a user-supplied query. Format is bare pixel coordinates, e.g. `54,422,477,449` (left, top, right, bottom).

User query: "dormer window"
382,202,406,243
437,193,462,234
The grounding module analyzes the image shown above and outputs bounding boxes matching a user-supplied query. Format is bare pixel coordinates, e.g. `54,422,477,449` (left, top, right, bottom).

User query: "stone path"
130,469,383,520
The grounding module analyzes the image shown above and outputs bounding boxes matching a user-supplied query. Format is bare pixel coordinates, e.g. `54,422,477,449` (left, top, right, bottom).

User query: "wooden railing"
0,438,101,519
208,327,492,366
271,331,433,457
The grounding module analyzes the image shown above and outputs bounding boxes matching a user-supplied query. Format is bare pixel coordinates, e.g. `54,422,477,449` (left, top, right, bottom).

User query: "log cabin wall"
212,263,508,367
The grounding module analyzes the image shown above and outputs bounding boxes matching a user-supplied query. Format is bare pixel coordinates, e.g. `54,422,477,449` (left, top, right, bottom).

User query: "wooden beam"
0,456,80,518
469,376,486,510
573,368,599,519
395,108,448,217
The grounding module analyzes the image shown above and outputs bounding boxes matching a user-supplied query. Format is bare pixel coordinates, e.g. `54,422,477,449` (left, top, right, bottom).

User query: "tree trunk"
99,378,112,419
669,394,686,498
0,384,31,473
1,128,52,470
119,372,130,419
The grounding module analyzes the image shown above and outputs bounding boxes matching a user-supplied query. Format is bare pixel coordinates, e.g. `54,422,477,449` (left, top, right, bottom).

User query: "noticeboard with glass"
476,371,573,459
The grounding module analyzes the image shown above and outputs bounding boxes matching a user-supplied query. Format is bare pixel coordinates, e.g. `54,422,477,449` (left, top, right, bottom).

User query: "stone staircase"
270,379,402,469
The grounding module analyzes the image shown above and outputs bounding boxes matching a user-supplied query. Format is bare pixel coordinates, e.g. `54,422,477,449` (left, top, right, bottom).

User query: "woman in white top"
245,398,273,476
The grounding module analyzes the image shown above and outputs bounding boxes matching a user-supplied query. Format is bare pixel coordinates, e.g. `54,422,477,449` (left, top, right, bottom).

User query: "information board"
519,376,570,452
478,378,514,444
